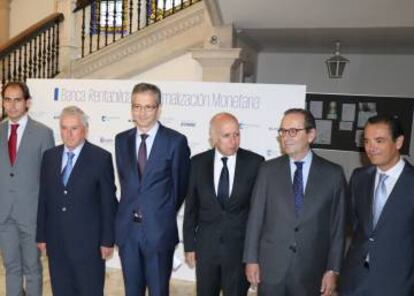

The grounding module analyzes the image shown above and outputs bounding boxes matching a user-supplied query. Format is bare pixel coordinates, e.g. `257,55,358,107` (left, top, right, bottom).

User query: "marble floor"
0,257,257,295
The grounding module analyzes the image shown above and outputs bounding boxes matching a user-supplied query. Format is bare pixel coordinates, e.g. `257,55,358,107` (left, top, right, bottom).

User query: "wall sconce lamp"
326,41,349,78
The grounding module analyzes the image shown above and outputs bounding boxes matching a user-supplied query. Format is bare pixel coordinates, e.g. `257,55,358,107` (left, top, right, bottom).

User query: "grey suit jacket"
0,117,54,225
243,152,346,292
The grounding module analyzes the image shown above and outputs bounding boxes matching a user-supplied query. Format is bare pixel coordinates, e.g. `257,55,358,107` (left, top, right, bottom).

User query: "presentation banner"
27,79,306,280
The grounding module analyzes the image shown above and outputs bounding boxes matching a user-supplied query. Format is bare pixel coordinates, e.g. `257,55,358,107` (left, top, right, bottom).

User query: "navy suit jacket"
115,123,190,250
341,161,414,296
36,141,118,261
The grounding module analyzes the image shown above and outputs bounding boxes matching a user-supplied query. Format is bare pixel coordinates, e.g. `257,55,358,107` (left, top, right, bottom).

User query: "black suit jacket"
183,148,264,256
341,161,414,296
36,141,118,260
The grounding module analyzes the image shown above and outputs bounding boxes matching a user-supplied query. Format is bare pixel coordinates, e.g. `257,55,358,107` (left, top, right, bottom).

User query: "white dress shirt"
214,150,237,197
7,114,28,152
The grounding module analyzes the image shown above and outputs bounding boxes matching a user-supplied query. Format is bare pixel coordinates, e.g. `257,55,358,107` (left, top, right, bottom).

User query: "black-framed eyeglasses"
278,128,307,137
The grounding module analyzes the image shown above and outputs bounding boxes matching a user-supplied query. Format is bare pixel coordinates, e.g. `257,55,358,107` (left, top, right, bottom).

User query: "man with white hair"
36,106,118,296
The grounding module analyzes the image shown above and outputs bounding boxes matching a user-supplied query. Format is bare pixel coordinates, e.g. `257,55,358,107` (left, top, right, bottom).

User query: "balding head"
209,112,240,156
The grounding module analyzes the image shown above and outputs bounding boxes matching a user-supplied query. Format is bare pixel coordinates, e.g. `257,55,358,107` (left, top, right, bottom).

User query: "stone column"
0,0,10,44
55,0,80,77
191,48,243,82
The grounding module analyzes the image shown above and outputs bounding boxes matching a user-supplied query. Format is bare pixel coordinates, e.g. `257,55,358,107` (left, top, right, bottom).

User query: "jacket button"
63,190,68,195
369,237,375,242
10,173,14,177
62,207,67,212
294,227,299,232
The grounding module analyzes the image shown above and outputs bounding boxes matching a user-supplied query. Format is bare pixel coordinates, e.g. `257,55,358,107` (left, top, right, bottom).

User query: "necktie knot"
294,161,303,170
221,157,228,166
378,173,388,184
140,134,148,141
67,151,75,160
11,124,19,133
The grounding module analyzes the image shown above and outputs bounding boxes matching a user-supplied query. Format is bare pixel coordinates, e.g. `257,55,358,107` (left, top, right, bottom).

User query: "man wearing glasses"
0,81,54,296
115,82,191,296
244,108,346,296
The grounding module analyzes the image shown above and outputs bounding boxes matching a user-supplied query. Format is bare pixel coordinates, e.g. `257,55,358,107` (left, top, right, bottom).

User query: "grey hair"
60,106,89,128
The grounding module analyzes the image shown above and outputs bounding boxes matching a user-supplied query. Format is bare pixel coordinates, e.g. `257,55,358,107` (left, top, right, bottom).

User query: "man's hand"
100,246,114,260
37,243,46,255
246,263,261,287
320,270,338,296
185,252,196,269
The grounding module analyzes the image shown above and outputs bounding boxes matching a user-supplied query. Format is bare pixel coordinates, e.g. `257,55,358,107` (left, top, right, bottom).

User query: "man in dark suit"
115,83,190,296
341,115,414,296
183,112,264,296
36,106,118,296
0,81,54,296
244,108,346,296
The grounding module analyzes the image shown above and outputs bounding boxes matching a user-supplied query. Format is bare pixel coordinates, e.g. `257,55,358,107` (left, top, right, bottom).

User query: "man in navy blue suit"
115,82,191,296
36,106,118,296
341,115,414,296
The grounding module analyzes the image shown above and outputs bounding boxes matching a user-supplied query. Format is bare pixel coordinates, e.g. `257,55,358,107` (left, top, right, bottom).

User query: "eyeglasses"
3,97,25,104
132,105,158,112
278,128,307,137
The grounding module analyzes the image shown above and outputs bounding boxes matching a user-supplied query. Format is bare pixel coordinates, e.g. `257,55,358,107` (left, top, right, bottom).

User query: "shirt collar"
136,121,159,139
289,149,313,165
64,141,85,156
214,149,237,163
8,114,28,129
377,157,405,179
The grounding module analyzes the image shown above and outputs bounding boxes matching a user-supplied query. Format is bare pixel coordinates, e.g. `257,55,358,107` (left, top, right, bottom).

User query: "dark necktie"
137,134,148,178
217,157,230,208
372,173,389,227
8,124,19,166
62,152,75,186
293,161,304,216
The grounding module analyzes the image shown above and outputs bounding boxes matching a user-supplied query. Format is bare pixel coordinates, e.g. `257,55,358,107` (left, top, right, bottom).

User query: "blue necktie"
293,161,304,216
217,157,229,208
62,152,75,186
373,173,388,227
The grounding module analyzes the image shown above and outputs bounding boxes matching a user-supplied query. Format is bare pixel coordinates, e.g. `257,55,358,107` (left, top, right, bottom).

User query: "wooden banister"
0,13,64,59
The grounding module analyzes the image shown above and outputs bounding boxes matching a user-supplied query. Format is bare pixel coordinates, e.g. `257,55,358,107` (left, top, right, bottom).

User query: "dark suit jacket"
183,148,264,256
243,153,346,293
115,123,190,250
36,141,118,260
341,161,414,296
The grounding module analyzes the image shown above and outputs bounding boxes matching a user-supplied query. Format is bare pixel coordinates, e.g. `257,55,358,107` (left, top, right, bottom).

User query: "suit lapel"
0,122,10,167
364,169,376,232
126,128,140,182
279,155,296,218
374,163,408,232
299,154,321,222
15,117,33,166
207,150,221,206
65,141,90,187
54,145,65,187
143,124,163,179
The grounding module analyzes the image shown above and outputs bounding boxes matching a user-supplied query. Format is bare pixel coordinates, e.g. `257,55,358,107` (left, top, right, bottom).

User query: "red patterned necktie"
8,124,19,166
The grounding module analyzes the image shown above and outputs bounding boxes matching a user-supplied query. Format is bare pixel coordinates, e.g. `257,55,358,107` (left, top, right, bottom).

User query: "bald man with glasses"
244,108,346,296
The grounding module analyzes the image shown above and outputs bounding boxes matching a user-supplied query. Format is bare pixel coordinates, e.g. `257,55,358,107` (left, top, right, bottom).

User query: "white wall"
129,53,203,82
256,51,414,177
9,0,55,37
257,52,414,97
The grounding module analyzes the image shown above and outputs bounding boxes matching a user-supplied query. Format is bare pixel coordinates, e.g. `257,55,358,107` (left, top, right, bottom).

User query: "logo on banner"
101,115,120,122
54,88,59,101
99,137,114,145
239,122,260,130
180,121,196,127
